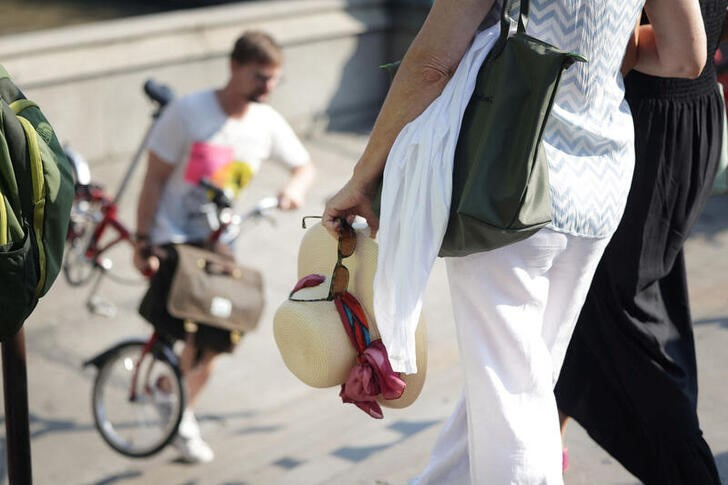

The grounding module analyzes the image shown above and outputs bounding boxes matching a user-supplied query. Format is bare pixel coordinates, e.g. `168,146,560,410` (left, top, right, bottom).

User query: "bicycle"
63,80,174,316
82,178,278,458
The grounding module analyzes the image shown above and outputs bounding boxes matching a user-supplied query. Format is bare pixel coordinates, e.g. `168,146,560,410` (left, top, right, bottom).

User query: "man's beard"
248,89,268,103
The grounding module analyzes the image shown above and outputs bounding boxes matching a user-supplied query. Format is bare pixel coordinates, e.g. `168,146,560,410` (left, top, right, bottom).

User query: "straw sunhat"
273,222,427,412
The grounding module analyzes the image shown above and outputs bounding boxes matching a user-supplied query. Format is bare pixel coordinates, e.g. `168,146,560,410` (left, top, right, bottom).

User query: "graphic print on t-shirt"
184,141,255,196
212,161,255,197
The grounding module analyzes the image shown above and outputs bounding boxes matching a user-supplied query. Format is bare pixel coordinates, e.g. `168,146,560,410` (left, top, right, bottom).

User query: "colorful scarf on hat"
335,292,406,419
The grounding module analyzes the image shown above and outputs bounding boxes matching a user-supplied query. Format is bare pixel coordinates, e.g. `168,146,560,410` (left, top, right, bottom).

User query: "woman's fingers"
358,201,379,238
322,211,341,238
322,178,376,238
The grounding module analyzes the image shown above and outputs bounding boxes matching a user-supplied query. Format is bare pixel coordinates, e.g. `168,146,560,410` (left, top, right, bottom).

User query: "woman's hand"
322,175,379,238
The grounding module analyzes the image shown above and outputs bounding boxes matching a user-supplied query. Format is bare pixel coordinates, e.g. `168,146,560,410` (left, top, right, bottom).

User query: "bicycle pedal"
87,296,117,318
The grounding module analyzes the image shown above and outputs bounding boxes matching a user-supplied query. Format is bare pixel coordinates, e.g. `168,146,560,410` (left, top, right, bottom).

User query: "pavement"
0,129,727,484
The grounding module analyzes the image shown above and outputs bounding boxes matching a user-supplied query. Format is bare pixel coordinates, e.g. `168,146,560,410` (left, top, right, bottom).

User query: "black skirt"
555,70,723,484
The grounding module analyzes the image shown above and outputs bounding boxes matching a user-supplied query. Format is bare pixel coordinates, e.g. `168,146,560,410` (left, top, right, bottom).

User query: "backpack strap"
0,192,6,246
0,65,10,82
15,116,46,295
0,105,8,245
7,89,50,293
9,99,38,114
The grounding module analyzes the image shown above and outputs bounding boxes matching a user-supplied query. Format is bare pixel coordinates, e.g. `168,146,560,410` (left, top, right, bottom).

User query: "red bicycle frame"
82,188,134,265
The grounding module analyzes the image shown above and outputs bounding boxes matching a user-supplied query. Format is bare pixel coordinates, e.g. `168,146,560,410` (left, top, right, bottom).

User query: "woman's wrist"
134,233,151,254
352,159,383,190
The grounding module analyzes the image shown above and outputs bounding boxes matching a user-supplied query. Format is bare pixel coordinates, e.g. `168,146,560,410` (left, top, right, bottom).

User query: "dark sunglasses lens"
330,264,349,296
338,226,356,257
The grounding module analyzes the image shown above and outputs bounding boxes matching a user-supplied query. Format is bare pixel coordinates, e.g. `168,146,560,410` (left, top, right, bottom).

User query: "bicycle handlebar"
198,177,278,227
198,178,233,209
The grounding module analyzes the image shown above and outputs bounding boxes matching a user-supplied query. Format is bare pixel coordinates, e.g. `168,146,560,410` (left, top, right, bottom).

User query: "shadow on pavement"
29,412,95,440
694,316,728,328
715,451,728,483
332,419,440,464
234,424,283,436
0,409,259,441
94,469,143,485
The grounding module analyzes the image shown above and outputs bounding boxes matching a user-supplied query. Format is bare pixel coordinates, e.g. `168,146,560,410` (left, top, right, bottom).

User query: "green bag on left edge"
0,64,74,340
438,0,584,257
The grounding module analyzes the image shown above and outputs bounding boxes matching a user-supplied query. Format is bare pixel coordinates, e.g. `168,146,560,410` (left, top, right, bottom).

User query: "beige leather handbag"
167,244,264,333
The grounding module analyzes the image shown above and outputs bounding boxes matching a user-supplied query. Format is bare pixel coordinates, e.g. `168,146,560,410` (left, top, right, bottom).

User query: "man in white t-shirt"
133,31,314,463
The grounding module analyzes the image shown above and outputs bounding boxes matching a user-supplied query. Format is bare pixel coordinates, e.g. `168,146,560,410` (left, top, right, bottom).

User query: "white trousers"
413,229,610,485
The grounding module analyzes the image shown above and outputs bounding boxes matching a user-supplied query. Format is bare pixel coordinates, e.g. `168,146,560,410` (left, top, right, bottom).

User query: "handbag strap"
499,0,528,40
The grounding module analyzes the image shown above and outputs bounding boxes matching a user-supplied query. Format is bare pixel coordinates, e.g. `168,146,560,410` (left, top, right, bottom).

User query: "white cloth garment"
413,229,610,484
374,25,500,374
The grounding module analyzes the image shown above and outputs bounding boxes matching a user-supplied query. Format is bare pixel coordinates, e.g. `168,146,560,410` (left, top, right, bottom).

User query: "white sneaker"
172,434,214,464
178,409,202,439
172,409,214,463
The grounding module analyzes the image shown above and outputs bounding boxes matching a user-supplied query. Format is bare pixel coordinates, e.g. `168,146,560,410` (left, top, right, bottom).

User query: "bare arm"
133,151,174,274
622,22,640,76
323,0,495,235
279,161,315,210
633,0,706,78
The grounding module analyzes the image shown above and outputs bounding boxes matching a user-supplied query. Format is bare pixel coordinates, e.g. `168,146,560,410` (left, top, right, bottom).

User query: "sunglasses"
290,217,356,302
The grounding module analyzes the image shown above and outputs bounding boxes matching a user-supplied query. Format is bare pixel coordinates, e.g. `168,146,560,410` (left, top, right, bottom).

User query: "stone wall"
0,0,428,165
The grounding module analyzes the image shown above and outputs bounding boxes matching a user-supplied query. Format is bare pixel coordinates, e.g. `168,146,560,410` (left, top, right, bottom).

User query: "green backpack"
0,64,74,340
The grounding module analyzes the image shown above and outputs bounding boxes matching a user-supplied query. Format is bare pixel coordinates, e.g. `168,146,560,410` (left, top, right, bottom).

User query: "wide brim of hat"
380,316,426,409
273,280,358,388
273,223,427,409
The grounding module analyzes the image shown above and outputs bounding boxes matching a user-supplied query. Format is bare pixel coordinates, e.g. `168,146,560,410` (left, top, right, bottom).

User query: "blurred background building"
0,0,432,168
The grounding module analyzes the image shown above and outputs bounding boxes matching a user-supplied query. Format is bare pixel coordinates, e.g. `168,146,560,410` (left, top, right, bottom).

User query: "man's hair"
231,31,283,66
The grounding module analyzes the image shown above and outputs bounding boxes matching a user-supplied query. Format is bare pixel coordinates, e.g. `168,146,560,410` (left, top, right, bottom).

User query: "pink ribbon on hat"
339,339,406,419
335,293,406,419
290,273,326,294
287,274,406,419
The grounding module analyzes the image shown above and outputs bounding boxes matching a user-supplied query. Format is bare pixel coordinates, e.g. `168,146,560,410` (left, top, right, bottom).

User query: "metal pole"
2,329,32,484
110,120,157,207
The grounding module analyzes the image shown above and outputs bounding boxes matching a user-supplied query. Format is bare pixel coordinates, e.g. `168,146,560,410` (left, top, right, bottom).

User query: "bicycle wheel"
91,341,185,458
63,196,100,286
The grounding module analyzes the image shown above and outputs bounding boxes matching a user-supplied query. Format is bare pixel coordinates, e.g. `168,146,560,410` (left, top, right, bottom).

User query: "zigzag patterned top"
528,0,645,237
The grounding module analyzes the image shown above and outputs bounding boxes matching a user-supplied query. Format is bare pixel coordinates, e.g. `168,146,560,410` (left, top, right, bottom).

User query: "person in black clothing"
556,3,727,483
